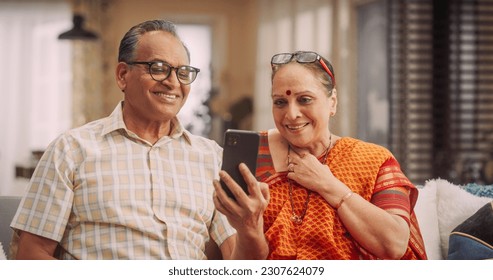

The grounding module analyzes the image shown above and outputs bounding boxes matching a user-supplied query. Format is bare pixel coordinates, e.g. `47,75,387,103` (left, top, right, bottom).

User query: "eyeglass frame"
126,61,200,85
271,51,335,87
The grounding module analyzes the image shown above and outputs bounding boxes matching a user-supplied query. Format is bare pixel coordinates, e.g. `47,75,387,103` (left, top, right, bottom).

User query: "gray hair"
118,19,190,63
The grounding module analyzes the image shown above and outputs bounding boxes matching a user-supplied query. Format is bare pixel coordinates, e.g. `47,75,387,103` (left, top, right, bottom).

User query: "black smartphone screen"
220,129,260,199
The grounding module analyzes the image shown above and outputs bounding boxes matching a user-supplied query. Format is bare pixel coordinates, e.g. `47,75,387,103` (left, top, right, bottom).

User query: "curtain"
0,0,71,195
253,0,336,131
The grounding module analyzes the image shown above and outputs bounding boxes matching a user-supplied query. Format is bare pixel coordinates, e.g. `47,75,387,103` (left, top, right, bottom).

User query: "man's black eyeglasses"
127,61,200,85
271,51,335,86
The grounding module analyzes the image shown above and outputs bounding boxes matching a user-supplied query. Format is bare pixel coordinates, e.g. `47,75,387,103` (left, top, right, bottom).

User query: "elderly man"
11,19,268,260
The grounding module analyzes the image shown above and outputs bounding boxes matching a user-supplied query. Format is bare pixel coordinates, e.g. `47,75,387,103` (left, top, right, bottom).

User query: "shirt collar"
101,101,192,145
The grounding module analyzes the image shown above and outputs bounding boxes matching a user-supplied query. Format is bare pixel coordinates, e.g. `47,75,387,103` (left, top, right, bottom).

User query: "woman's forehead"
272,64,328,96
273,65,317,86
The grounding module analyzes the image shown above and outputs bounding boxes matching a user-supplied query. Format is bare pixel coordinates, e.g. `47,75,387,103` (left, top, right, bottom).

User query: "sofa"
1,179,492,260
414,179,493,260
0,196,22,260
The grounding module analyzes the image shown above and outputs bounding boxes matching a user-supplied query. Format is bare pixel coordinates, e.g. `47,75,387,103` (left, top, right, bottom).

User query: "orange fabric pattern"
256,131,427,260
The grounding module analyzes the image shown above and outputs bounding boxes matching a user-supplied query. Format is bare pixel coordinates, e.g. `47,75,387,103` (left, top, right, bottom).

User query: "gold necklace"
287,134,332,225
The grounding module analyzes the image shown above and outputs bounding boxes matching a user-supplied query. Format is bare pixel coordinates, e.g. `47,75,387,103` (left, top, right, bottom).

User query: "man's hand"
213,163,270,259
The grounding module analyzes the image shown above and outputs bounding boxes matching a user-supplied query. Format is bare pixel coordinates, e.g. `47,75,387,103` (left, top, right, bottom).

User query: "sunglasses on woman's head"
271,51,335,86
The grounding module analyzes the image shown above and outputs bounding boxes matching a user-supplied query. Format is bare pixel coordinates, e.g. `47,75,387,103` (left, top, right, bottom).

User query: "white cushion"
415,181,442,259
435,179,493,258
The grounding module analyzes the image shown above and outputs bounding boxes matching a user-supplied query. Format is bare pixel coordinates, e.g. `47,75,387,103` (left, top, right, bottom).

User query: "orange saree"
256,131,427,260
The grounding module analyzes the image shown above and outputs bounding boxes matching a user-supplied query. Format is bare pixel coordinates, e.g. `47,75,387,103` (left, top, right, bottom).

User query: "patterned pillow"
462,183,493,198
447,201,493,260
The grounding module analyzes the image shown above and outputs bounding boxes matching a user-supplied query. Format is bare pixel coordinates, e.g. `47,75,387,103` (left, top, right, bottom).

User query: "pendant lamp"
58,14,98,40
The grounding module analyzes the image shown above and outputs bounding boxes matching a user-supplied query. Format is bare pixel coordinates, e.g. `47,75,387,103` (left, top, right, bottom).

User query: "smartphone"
220,129,260,199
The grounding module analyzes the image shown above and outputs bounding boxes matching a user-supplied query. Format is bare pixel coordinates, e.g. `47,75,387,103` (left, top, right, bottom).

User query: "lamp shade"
58,14,98,40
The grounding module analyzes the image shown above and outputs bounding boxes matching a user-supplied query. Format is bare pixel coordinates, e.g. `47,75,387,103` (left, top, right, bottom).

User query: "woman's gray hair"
118,19,190,63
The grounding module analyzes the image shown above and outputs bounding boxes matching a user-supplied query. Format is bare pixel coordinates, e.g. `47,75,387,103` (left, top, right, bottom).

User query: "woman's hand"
286,151,335,195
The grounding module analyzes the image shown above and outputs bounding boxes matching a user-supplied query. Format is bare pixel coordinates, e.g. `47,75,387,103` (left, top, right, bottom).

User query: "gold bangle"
335,191,354,210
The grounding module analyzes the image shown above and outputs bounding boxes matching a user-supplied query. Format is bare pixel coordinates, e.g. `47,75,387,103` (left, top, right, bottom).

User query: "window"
0,1,71,195
176,24,213,137
357,1,389,147
388,0,493,185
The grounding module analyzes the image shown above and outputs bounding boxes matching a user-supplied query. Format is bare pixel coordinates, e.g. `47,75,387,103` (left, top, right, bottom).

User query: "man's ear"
116,62,129,92
329,89,337,116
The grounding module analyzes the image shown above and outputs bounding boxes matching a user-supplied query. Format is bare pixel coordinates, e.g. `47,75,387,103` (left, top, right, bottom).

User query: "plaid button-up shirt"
11,102,235,259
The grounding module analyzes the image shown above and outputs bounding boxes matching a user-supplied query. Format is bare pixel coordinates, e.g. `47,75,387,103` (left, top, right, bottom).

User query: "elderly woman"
253,51,427,260
215,51,427,259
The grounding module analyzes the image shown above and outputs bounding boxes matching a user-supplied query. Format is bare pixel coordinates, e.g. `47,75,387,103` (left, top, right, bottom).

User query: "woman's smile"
286,122,309,131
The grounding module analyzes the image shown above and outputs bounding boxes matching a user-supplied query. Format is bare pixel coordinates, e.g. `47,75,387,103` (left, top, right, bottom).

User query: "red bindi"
286,90,291,96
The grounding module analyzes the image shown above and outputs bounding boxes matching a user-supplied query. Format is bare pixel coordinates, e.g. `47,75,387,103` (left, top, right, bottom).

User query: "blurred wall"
72,0,258,127
70,0,369,138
